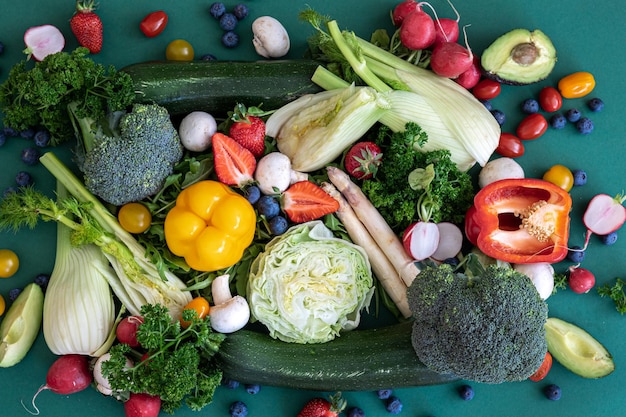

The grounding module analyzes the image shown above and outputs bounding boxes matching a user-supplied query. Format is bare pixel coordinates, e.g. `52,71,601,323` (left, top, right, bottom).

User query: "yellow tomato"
180,296,210,328
543,164,574,192
0,294,5,316
0,249,19,278
557,72,596,99
118,202,152,234
165,39,194,61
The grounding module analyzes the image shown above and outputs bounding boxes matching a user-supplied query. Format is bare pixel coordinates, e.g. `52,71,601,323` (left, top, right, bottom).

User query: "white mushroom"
209,274,250,334
478,157,525,188
178,111,217,152
254,152,308,194
252,16,290,58
514,262,555,300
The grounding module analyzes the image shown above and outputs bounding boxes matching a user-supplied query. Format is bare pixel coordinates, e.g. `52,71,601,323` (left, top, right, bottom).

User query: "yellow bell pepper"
164,180,256,272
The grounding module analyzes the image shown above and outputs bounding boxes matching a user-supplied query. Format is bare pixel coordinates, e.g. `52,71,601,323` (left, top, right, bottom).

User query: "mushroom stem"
211,274,232,305
209,274,251,333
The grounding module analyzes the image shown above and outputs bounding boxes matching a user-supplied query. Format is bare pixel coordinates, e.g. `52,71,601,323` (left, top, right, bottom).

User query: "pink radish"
23,24,65,61
583,194,626,236
568,265,595,294
399,8,436,50
430,25,474,78
402,221,440,261
26,355,92,414
124,392,162,417
431,222,463,261
392,0,422,27
455,55,482,89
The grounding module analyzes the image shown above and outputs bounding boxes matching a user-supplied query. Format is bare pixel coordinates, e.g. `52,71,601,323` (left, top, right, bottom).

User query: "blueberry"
567,245,585,263
3,186,18,198
549,113,566,129
256,195,280,219
587,97,604,112
245,185,261,205
0,132,6,147
600,231,618,245
376,389,393,399
565,108,581,123
572,169,587,186
3,126,18,137
442,257,460,267
480,99,493,111
268,215,288,235
200,53,217,61
221,377,240,389
219,13,238,31
576,117,594,134
8,288,22,302
458,384,474,400
19,128,36,139
21,147,41,165
385,396,403,414
490,109,506,125
543,384,562,400
0,41,4,54
209,2,226,19
15,171,33,187
34,273,50,291
244,383,260,394
233,4,249,20
346,406,366,417
221,31,240,48
521,98,539,114
33,129,51,147
229,400,248,417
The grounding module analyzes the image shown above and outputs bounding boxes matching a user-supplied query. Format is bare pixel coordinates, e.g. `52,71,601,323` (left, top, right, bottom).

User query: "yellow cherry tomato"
0,249,19,278
180,296,210,328
118,202,152,234
543,164,574,192
0,294,5,316
165,39,194,61
557,71,596,99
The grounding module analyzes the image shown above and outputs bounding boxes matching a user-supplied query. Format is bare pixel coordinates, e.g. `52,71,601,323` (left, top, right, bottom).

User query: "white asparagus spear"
327,166,420,287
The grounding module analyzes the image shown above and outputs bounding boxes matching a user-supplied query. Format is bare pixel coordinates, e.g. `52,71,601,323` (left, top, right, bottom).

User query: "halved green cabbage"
248,221,374,344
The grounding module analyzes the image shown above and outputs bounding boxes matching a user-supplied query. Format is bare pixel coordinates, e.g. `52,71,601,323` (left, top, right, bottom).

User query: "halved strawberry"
212,132,256,187
282,181,340,223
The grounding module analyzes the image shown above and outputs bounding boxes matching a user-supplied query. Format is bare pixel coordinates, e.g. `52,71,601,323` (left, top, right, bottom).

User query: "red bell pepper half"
469,178,572,264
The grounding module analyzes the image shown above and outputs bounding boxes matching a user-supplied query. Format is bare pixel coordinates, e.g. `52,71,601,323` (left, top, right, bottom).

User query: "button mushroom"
209,274,250,334
178,111,217,152
254,152,308,195
252,16,290,58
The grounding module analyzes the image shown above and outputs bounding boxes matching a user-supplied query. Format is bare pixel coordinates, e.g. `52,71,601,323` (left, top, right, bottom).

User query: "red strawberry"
70,0,103,54
228,103,268,158
282,181,340,223
297,393,346,417
212,132,256,187
344,141,382,180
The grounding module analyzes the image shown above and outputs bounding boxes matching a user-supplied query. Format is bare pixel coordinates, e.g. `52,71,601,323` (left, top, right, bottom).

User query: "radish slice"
402,221,440,261
583,194,626,235
24,24,65,61
431,222,463,261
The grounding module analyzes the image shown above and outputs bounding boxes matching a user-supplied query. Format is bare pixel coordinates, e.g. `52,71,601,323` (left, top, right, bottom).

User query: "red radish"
116,315,144,347
402,221,440,261
455,55,482,89
431,0,461,47
399,9,436,50
124,392,162,417
583,194,626,236
26,355,92,414
23,24,65,61
568,265,595,294
431,222,463,261
430,41,473,78
392,0,422,27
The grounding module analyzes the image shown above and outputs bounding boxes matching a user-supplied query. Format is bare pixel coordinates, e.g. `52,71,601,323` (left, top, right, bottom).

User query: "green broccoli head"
81,103,183,206
407,263,548,384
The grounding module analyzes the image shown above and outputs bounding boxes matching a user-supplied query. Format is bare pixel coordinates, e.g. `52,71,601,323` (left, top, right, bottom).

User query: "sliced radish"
402,221,440,261
431,222,463,261
24,24,65,61
583,193,626,236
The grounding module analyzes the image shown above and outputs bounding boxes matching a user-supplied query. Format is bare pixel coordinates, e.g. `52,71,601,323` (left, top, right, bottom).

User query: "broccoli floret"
74,103,183,206
407,261,548,384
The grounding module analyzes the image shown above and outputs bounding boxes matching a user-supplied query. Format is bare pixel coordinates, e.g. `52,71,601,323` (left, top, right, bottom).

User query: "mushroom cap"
252,16,290,58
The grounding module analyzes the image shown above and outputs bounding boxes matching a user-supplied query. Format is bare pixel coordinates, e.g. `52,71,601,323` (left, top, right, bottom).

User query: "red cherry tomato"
538,86,563,112
472,79,501,100
516,113,548,140
140,10,168,38
495,132,525,158
529,351,553,382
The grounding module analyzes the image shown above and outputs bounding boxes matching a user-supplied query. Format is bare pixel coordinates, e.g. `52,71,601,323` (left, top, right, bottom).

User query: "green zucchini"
214,321,458,391
121,60,323,116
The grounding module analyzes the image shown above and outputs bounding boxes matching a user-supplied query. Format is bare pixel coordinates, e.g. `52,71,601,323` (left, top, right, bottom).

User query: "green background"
1,0,625,416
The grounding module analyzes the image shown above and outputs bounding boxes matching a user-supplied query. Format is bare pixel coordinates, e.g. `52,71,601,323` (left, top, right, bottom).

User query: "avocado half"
481,28,557,85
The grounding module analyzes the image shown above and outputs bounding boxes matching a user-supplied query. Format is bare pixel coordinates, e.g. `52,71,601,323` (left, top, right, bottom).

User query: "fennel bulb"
248,221,374,344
